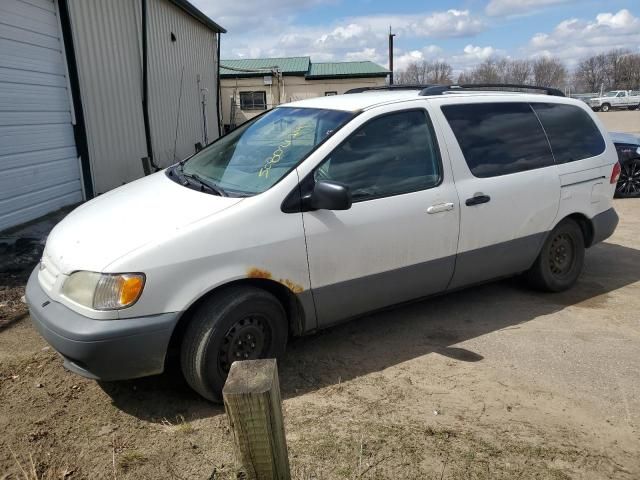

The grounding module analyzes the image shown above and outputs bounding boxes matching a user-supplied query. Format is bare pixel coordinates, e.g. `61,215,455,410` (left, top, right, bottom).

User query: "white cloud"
345,48,380,62
526,9,640,64
486,0,573,17
191,0,332,30
195,3,485,63
462,44,499,60
355,10,485,39
388,46,445,71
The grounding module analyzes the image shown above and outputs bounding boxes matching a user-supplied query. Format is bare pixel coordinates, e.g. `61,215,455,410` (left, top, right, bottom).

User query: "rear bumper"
591,207,619,246
25,268,180,381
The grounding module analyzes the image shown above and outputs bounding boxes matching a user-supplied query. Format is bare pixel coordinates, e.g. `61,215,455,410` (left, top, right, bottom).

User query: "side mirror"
309,181,352,211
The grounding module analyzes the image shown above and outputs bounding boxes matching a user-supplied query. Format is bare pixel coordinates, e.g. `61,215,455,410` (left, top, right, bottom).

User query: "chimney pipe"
388,27,396,85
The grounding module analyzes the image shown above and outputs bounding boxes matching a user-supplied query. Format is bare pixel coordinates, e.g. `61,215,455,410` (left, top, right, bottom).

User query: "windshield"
604,92,618,97
180,107,354,196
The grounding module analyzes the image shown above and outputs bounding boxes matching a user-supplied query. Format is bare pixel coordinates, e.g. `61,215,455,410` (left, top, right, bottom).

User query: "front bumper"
25,268,180,381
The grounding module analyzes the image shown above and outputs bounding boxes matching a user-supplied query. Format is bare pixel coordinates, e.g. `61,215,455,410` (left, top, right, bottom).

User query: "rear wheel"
180,286,287,402
616,159,640,198
525,219,585,292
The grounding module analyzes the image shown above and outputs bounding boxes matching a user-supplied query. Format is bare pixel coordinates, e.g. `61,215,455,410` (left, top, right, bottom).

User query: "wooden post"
222,359,291,480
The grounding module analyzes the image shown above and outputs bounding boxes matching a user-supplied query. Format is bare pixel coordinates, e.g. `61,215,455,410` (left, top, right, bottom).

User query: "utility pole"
388,26,395,85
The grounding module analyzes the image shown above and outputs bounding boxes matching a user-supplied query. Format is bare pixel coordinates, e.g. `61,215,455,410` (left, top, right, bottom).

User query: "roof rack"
419,83,565,97
345,84,436,94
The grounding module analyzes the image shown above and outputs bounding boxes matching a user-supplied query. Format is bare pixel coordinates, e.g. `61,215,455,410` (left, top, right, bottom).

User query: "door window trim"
441,101,557,179
306,108,444,206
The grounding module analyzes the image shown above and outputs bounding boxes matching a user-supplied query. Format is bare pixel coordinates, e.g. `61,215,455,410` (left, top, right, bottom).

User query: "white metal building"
0,0,225,231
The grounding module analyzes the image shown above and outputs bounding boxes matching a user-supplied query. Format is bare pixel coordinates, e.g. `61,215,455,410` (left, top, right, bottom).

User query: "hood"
44,171,243,274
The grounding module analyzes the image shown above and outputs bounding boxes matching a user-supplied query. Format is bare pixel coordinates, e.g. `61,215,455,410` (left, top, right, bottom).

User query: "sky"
191,0,640,74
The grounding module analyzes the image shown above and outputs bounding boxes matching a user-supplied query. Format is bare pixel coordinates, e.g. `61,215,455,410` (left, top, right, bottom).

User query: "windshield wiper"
177,166,227,197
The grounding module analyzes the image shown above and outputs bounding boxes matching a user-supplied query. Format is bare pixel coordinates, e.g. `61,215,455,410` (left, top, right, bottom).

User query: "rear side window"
315,110,441,201
442,103,554,178
531,103,605,163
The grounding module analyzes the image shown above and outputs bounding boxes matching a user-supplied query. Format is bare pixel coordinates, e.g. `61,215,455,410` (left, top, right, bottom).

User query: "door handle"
427,202,454,214
465,195,491,206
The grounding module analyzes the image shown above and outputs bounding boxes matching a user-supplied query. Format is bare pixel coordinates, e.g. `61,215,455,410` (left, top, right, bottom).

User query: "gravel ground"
597,110,640,135
1,200,639,479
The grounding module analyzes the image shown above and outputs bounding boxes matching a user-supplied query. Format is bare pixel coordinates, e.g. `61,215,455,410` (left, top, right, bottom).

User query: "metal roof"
220,57,389,79
220,57,311,77
168,0,226,33
307,61,389,79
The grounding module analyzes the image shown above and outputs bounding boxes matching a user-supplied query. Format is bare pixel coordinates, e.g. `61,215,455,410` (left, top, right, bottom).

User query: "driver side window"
315,109,442,201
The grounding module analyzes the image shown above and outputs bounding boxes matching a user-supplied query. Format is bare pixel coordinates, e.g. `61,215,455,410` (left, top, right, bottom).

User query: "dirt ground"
1,199,639,479
597,110,640,135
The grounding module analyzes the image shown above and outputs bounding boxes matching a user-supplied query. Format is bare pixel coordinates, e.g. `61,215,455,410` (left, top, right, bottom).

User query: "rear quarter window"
441,102,554,178
531,103,605,163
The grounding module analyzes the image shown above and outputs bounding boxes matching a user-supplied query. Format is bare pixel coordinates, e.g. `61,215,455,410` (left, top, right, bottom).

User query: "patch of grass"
118,450,148,472
160,414,195,435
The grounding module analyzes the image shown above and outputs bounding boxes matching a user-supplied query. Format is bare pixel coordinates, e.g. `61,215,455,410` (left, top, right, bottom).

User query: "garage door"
0,0,83,232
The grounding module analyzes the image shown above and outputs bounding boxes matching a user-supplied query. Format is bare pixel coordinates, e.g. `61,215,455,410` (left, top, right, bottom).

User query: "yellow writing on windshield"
259,124,309,179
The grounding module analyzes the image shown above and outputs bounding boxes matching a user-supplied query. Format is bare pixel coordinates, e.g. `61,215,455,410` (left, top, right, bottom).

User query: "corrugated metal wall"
147,0,219,167
66,0,220,191
0,0,82,231
67,0,148,194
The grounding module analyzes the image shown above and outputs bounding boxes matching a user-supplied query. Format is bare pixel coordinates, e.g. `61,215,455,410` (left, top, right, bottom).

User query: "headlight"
62,271,145,310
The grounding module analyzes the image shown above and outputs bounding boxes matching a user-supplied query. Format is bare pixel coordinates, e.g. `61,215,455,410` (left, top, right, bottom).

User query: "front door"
301,104,460,327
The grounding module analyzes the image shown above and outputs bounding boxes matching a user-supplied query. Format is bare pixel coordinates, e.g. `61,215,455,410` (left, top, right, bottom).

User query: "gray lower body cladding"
309,207,618,328
590,207,618,246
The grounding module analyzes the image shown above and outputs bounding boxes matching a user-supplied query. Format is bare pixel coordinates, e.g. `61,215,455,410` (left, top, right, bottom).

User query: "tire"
180,286,287,402
525,219,585,292
601,103,610,112
615,159,640,198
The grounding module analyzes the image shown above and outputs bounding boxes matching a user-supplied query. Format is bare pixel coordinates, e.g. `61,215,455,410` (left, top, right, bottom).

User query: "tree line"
395,49,640,93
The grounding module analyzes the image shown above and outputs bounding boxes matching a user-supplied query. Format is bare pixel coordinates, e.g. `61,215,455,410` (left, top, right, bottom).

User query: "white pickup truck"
589,90,640,112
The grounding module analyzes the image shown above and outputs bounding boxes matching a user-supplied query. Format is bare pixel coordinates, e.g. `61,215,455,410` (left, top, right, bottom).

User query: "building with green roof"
220,56,389,129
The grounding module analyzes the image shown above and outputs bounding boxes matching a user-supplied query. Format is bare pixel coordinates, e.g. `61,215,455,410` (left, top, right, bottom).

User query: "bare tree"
467,59,501,83
430,61,453,84
457,71,470,84
506,59,532,84
396,49,637,94
607,50,640,90
532,57,566,87
395,60,453,85
573,50,640,92
574,53,608,92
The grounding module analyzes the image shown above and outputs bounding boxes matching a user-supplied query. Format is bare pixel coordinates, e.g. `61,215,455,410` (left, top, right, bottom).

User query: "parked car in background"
589,90,640,112
27,85,619,402
611,132,640,197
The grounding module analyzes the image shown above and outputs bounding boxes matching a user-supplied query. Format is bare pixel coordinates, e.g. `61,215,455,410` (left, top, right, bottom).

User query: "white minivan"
27,85,619,401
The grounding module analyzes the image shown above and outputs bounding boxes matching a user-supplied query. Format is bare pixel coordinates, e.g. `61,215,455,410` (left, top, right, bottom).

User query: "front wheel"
525,219,585,292
180,286,288,402
600,103,611,112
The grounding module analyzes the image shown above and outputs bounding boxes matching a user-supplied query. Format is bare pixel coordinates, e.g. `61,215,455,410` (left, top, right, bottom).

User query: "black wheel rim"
218,315,271,374
617,160,640,196
548,233,575,277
